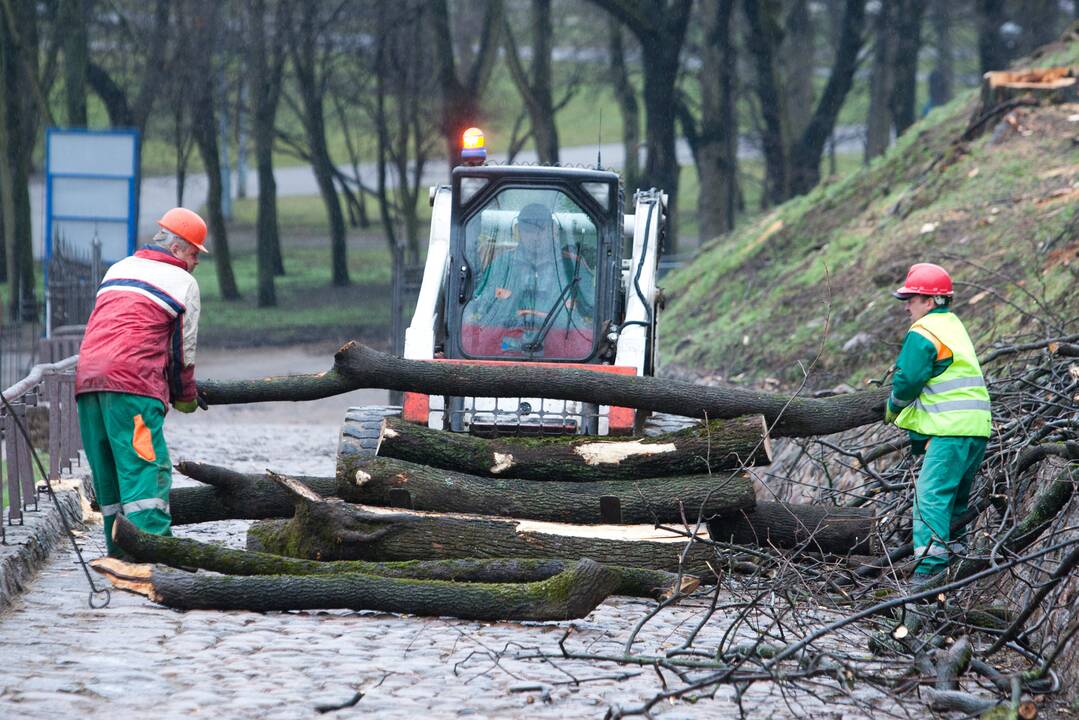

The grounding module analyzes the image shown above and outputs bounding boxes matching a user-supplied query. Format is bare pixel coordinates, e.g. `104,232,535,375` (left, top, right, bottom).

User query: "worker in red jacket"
76,208,208,557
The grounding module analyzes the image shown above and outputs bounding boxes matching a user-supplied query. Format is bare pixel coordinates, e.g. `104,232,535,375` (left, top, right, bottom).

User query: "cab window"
460,188,598,360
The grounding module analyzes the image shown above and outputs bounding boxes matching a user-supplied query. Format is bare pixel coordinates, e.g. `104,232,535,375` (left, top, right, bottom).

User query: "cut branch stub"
336,455,756,525
364,414,771,482
199,341,889,438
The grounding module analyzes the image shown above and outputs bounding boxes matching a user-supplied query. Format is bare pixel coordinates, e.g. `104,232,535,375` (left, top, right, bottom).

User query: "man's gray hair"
153,229,195,254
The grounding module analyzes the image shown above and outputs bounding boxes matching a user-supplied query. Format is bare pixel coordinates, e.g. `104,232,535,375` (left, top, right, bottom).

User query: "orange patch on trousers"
132,414,156,462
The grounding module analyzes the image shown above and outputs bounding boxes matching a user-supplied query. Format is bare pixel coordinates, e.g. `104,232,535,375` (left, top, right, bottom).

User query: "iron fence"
1,354,82,544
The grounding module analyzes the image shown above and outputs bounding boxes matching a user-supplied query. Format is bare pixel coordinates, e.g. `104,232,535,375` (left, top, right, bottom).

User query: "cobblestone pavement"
0,417,919,719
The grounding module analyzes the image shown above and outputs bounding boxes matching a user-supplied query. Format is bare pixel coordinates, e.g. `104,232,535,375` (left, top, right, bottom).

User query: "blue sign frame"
44,127,140,264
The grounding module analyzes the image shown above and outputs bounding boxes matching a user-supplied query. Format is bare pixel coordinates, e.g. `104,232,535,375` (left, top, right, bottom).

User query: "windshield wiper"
521,247,584,354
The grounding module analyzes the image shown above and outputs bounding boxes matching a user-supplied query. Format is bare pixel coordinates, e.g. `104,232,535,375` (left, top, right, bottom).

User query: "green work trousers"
77,392,172,556
912,435,987,575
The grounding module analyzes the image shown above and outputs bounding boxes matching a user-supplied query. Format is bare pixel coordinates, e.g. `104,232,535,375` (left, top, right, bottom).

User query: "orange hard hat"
893,262,952,299
158,207,209,253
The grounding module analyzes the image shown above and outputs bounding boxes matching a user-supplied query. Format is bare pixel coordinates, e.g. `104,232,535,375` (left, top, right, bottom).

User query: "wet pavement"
0,414,921,719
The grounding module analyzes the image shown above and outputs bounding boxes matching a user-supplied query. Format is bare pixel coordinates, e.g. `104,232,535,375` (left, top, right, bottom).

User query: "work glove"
884,405,899,425
173,399,199,414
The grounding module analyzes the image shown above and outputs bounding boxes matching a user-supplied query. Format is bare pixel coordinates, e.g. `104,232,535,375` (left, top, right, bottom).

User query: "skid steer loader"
340,129,678,461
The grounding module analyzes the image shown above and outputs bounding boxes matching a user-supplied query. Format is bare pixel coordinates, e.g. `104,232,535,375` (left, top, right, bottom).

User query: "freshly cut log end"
90,558,156,599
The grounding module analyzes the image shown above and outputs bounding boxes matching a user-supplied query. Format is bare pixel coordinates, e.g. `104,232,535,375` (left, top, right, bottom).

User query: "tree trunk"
976,0,1009,74
111,514,699,600
337,456,756,525
293,2,349,287
0,0,38,320
92,555,624,621
189,2,240,301
197,341,890,438
432,0,502,174
865,0,895,161
708,501,878,555
366,414,770,482
696,0,738,241
742,0,788,206
248,0,287,306
782,0,816,141
928,0,954,109
1018,0,1060,55
60,0,89,127
248,473,719,573
591,0,691,254
502,0,560,165
788,0,867,196
607,21,640,190
891,0,927,136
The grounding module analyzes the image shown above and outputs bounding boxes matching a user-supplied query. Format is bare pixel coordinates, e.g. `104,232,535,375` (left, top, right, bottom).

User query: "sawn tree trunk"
709,501,878,555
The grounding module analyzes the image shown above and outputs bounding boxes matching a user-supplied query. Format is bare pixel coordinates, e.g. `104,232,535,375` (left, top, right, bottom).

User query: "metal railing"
1,354,82,544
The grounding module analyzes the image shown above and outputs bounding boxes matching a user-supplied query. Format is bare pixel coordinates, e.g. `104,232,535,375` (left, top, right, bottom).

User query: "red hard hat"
158,207,209,253
893,262,952,299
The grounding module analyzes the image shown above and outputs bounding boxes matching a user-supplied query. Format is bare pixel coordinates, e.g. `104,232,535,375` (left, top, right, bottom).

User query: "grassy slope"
661,38,1079,389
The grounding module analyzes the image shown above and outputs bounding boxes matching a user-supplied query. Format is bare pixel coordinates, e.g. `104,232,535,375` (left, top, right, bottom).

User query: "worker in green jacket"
885,263,992,584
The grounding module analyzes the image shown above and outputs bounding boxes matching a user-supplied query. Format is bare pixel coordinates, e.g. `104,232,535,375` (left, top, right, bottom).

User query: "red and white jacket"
76,247,201,407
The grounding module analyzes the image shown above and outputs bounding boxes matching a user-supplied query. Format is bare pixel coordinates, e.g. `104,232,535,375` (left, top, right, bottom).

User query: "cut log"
90,556,621,621
247,473,719,574
336,456,756,525
198,341,889,438
364,415,771,481
707,502,878,555
169,461,336,525
110,514,698,600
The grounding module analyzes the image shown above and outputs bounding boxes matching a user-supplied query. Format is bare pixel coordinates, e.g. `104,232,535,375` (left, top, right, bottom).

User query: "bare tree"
0,0,59,319
431,0,503,173
607,18,640,190
891,0,927,136
976,0,1009,73
285,1,350,287
865,0,894,161
180,0,239,300
246,0,291,307
742,0,788,206
590,0,693,254
928,0,954,109
370,1,440,264
85,0,172,227
59,0,88,126
687,0,738,241
502,0,560,165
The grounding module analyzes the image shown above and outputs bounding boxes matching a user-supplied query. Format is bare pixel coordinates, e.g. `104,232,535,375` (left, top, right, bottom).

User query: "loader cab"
445,165,623,364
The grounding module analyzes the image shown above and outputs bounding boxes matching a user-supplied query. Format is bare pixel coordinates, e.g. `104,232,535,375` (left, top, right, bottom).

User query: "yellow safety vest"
895,312,992,438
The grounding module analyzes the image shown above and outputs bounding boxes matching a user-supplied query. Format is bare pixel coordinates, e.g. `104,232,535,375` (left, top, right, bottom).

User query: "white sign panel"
45,128,140,264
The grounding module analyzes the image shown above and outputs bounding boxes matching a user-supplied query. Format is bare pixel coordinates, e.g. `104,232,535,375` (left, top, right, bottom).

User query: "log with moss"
708,502,878,555
198,341,888,438
247,473,719,574
90,556,622,621
337,455,756,524
359,415,770,481
110,514,698,600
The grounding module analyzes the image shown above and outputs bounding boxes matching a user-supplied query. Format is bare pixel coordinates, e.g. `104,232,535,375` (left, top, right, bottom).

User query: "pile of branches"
490,335,1078,718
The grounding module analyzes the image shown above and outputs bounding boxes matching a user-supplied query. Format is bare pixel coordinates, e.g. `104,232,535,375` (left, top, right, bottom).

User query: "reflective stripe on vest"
895,312,992,438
